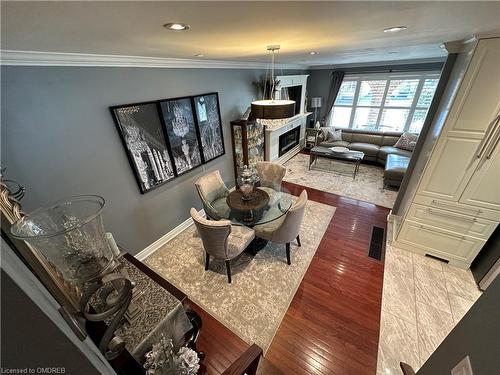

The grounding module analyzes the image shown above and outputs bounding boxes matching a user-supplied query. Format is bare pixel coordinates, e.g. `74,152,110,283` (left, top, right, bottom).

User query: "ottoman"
384,154,410,188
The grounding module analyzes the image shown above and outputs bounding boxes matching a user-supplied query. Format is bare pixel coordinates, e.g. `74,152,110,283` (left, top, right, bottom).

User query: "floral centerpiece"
143,334,200,375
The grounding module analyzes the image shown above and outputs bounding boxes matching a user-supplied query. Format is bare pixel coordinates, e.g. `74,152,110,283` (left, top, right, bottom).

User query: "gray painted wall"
1,66,271,254
417,275,500,374
306,69,331,121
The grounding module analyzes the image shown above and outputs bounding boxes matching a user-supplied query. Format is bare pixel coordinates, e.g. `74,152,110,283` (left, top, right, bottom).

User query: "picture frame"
110,101,176,194
192,93,225,163
159,97,203,176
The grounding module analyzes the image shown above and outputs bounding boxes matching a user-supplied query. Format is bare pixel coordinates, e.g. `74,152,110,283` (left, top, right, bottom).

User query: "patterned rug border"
144,201,336,354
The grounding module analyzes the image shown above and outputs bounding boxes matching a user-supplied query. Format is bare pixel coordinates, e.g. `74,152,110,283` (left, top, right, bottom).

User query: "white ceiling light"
309,51,318,55
163,23,191,31
194,54,205,57
383,26,407,33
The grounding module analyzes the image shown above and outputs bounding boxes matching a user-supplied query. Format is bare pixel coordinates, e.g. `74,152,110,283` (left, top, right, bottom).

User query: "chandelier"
172,103,190,138
251,45,295,120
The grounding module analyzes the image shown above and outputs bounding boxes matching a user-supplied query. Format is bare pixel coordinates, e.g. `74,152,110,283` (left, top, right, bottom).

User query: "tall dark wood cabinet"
230,120,265,178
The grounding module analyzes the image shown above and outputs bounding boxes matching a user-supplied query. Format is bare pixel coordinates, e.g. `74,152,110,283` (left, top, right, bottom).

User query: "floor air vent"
368,226,385,261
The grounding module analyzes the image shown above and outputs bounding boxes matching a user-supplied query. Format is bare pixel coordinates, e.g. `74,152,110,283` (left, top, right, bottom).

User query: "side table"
305,128,321,149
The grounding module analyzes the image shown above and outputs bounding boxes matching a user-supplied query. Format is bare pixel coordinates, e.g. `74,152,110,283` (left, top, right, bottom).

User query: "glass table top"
220,181,294,226
310,146,364,161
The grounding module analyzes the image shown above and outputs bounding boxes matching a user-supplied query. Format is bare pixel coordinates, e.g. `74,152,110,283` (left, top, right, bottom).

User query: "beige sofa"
316,128,413,165
316,128,414,187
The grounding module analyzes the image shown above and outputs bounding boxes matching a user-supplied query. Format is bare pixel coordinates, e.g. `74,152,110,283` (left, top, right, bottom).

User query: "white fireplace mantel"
265,113,311,164
264,74,311,164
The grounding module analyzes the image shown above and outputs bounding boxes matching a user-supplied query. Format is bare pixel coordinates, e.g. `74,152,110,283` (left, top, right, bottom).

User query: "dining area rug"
144,199,335,353
283,153,397,208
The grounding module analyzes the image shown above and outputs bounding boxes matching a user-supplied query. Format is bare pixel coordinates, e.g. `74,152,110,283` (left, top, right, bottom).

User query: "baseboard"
135,209,205,261
386,211,402,243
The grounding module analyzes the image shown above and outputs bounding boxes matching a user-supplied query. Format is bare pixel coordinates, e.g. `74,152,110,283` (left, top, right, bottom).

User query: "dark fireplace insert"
279,127,300,157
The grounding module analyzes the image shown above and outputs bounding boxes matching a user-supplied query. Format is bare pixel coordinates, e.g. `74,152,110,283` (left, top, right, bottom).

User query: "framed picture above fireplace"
193,93,225,163
159,97,203,176
110,101,176,194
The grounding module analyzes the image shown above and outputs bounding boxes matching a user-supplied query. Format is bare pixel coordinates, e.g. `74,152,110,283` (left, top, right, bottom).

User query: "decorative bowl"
330,146,350,153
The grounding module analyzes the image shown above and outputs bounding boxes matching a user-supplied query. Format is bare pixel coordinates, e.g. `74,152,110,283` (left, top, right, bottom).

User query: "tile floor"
376,231,482,374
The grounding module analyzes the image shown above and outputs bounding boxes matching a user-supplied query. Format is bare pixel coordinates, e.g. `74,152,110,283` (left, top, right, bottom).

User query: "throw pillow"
318,127,331,142
327,129,343,142
394,132,418,151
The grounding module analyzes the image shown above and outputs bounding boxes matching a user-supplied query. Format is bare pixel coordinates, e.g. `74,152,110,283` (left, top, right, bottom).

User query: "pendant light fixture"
251,45,295,120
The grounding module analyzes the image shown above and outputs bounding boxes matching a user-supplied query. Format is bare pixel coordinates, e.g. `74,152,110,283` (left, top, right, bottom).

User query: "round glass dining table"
219,180,294,227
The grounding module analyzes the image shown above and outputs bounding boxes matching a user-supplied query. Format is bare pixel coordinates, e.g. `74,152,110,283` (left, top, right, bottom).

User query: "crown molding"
474,28,500,40
307,57,447,70
0,49,307,70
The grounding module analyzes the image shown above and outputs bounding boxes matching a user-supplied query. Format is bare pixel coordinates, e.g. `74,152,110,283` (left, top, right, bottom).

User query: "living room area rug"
144,199,335,353
284,153,398,208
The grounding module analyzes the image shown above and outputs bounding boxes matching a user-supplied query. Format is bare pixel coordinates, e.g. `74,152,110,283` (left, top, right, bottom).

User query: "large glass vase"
10,195,114,283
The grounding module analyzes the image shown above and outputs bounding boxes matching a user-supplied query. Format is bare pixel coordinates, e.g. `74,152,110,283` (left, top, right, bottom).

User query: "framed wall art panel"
159,97,203,176
110,101,176,194
193,93,225,163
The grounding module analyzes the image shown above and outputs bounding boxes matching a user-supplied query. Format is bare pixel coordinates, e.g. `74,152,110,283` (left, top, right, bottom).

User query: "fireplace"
279,127,300,157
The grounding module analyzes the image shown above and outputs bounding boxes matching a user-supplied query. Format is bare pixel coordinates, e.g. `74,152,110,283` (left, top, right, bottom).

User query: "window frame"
329,71,441,133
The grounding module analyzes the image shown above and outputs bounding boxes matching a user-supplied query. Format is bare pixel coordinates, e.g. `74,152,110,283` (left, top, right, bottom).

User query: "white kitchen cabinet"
395,37,500,269
459,131,500,211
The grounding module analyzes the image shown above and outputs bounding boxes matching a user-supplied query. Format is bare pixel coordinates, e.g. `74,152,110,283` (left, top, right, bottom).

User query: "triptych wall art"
110,93,225,193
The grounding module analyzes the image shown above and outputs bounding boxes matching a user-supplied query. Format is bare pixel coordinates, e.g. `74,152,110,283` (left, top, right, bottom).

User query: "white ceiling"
2,1,500,66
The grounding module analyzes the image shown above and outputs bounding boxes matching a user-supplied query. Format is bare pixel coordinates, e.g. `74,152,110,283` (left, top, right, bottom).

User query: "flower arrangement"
143,334,200,375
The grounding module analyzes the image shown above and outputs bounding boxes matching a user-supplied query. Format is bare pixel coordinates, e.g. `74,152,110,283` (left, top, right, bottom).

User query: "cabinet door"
417,135,482,200
417,38,500,201
460,131,500,211
446,38,500,135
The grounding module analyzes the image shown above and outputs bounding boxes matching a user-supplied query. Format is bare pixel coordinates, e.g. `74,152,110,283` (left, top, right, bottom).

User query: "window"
328,72,440,133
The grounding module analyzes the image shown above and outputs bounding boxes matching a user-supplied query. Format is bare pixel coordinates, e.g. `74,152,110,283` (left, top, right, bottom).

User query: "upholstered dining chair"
190,208,255,283
195,170,230,220
256,161,286,191
253,190,307,265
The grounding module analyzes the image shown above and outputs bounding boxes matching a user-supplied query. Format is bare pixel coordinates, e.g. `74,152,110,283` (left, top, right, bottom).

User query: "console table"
90,254,262,375
87,253,204,374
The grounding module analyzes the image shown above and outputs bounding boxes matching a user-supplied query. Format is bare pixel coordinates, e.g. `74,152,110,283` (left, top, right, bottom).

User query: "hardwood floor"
193,181,389,374
263,181,389,375
188,300,250,375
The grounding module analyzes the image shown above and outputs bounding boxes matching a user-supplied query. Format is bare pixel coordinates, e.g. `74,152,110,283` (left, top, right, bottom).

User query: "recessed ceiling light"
388,51,398,54
163,23,191,31
383,26,407,33
194,54,205,57
309,51,318,55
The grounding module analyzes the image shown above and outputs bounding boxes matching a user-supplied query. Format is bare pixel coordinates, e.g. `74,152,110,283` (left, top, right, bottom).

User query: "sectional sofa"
315,128,413,187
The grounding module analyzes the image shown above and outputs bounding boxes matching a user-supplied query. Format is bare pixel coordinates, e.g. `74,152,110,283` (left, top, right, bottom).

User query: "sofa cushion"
328,129,343,142
348,142,380,157
378,146,413,161
394,132,418,151
384,154,411,187
340,130,353,143
350,133,384,146
319,140,350,148
381,133,403,146
318,127,343,143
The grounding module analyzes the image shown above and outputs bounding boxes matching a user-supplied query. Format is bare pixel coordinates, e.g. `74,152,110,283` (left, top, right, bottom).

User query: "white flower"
176,347,200,374
177,347,199,368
